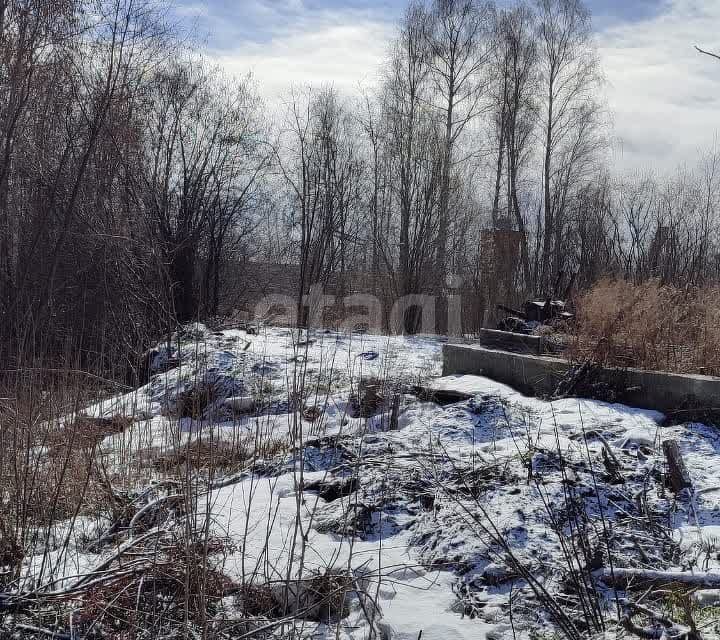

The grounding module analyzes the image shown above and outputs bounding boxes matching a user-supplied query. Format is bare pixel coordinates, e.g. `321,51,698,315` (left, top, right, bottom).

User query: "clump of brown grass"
3,425,113,527
45,414,133,451
256,437,288,460
0,384,135,593
302,570,353,622
235,582,280,617
150,432,289,477
166,383,217,419
26,442,118,522
154,438,251,473
570,278,720,375
75,533,240,636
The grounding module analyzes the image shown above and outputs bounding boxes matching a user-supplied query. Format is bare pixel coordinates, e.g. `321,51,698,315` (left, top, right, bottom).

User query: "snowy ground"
6,324,720,639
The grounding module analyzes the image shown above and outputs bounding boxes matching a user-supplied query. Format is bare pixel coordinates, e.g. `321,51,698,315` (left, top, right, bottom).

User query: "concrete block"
442,344,720,415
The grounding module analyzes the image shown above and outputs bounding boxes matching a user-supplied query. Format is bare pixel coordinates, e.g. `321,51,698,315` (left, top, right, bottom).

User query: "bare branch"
695,44,720,61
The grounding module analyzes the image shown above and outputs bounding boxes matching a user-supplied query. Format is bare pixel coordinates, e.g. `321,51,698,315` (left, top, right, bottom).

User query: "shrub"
569,278,720,375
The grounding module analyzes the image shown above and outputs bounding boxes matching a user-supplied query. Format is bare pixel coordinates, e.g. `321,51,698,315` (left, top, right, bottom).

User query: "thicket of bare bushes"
570,279,720,375
0,0,266,378
1,0,719,369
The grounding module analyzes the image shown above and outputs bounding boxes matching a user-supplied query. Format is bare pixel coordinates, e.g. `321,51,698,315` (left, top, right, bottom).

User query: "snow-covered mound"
7,325,720,639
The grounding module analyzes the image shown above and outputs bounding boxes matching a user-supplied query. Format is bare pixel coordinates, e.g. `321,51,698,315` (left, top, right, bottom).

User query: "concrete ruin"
442,343,720,415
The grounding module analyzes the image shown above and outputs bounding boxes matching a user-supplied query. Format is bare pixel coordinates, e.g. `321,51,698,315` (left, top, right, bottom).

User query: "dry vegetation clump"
270,570,354,623
154,437,251,473
232,572,354,626
26,446,102,521
301,570,354,622
76,567,355,636
255,437,289,460
73,534,240,637
1,407,124,532
349,376,393,418
153,435,289,475
234,583,280,618
570,278,720,375
0,384,135,594
45,414,133,451
167,383,217,419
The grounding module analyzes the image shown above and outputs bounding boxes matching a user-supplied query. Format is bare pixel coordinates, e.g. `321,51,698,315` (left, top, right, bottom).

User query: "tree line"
0,0,718,375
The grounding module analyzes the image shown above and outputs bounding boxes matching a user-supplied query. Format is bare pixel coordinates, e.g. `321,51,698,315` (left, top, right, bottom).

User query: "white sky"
199,0,720,173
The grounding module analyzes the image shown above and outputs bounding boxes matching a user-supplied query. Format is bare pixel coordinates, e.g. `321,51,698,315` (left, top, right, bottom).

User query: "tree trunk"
541,87,554,294
170,243,197,322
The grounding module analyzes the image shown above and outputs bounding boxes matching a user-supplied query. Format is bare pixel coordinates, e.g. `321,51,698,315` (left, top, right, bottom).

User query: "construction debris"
497,299,573,333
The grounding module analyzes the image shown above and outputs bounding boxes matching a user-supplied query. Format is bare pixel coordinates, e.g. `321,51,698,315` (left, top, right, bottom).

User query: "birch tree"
536,0,602,292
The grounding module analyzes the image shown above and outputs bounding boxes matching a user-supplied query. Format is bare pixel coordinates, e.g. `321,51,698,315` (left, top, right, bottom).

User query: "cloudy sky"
173,0,720,172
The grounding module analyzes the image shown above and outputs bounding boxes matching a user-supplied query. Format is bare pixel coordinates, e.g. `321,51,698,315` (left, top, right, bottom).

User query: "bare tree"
276,86,364,327
536,0,602,293
1,0,175,370
426,0,493,298
141,61,264,322
490,3,537,289
0,0,74,314
381,2,445,332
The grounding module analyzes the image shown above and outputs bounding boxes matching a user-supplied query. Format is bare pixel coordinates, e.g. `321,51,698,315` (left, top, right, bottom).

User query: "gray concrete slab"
442,344,720,415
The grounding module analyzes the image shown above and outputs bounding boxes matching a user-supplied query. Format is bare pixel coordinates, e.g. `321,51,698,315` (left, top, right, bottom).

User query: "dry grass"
569,278,720,375
0,386,135,592
301,570,353,622
74,533,240,636
153,434,289,474
235,582,280,617
1,411,125,529
154,438,251,473
45,414,133,451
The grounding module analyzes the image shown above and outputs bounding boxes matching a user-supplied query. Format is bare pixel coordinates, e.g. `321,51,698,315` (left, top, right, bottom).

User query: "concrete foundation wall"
443,344,720,414
443,344,570,396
